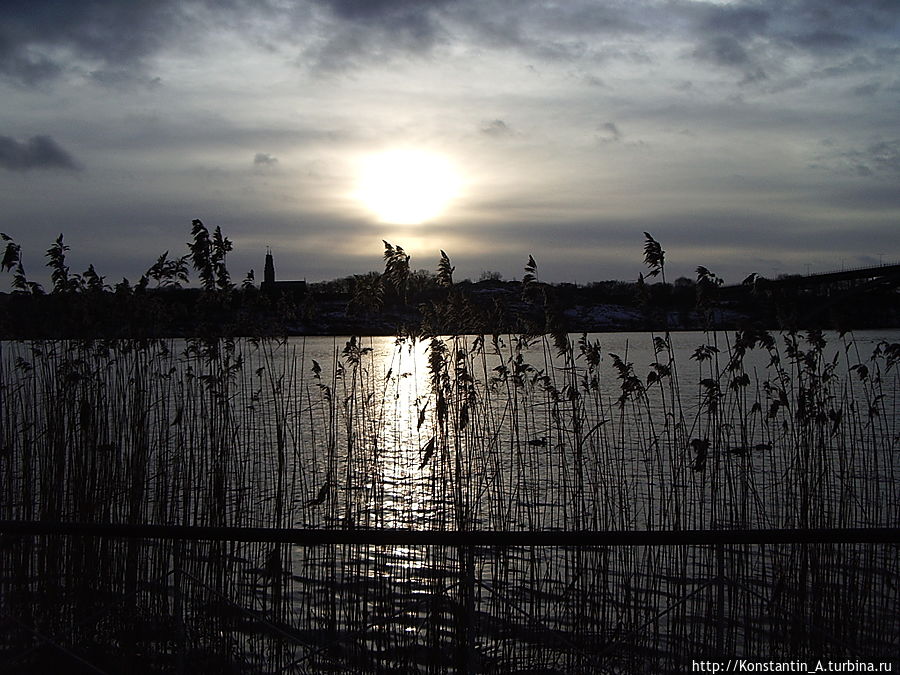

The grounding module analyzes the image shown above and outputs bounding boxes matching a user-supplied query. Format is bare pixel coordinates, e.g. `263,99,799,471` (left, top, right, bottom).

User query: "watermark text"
691,660,893,673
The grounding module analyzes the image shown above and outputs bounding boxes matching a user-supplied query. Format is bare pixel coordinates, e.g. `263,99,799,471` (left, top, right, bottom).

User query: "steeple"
260,246,305,297
264,246,275,286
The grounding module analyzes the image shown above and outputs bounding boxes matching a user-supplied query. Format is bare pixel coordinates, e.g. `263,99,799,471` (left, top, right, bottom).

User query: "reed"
0,231,897,672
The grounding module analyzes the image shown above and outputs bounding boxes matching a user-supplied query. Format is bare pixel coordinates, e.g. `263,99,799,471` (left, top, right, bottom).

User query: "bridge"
722,261,900,292
719,261,900,326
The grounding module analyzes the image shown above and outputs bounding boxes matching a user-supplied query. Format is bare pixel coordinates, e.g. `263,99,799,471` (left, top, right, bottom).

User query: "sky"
1,0,898,287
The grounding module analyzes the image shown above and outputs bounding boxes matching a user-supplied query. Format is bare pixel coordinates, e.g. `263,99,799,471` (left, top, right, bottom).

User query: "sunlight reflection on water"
1,330,898,670
271,330,899,536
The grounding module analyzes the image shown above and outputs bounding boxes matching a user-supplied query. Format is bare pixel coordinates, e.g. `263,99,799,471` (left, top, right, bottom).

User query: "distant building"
260,249,306,295
264,248,275,286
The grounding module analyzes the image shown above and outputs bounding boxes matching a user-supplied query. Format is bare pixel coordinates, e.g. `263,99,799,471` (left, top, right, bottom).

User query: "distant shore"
2,275,898,339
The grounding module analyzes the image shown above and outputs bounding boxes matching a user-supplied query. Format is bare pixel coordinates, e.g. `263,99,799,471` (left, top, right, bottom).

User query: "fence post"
174,539,185,675
716,543,725,657
457,544,476,675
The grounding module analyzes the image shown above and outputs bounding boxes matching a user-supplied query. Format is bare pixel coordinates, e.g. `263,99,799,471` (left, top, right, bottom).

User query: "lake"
1,330,898,672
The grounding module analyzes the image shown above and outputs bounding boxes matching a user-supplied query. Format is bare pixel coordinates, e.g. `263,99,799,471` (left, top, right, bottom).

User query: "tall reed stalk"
1,237,897,671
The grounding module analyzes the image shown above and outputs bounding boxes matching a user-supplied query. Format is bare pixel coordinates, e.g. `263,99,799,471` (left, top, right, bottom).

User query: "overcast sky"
1,0,898,287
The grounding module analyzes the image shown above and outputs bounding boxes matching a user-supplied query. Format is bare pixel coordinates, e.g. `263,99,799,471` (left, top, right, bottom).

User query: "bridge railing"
803,261,900,279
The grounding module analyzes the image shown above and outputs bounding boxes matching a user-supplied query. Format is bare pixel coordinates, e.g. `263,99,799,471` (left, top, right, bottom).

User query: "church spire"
264,247,275,285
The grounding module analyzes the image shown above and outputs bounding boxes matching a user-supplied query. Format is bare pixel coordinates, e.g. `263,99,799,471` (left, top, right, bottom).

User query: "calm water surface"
2,330,898,671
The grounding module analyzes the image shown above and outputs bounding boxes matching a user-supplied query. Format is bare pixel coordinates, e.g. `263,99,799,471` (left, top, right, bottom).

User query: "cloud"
2,0,899,287
811,139,900,178
679,0,900,86
0,0,181,84
3,0,896,89
302,0,455,71
0,53,62,86
534,3,647,36
682,4,770,78
0,135,80,171
693,36,752,68
866,140,900,174
699,5,770,38
852,82,880,97
89,69,164,90
597,122,622,144
480,119,513,138
254,152,279,166
302,0,656,73
446,1,649,67
320,0,455,26
790,30,857,52
0,1,286,85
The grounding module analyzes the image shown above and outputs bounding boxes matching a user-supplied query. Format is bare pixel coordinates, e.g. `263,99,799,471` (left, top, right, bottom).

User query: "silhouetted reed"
0,230,897,672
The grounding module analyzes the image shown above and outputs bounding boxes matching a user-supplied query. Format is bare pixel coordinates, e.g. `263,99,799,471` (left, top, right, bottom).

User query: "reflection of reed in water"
1,326,898,671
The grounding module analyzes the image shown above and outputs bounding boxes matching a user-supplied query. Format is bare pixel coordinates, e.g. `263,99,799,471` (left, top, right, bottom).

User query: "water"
1,330,898,672
243,331,900,532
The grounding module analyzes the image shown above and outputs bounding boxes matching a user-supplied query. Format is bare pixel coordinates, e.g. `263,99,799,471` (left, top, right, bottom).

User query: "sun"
356,150,458,225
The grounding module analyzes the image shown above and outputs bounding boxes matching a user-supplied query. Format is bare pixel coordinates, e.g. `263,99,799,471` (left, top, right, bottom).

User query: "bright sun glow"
356,150,459,225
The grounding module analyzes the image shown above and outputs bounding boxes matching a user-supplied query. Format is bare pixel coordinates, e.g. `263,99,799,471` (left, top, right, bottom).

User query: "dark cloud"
684,4,770,77
0,1,180,84
866,140,900,174
680,0,900,86
303,0,457,70
814,55,879,79
321,0,456,24
480,120,513,138
67,112,345,156
453,0,900,78
693,36,752,68
0,1,298,84
449,1,649,66
699,5,770,38
254,152,279,166
2,0,899,286
779,1,900,64
0,135,80,171
816,182,900,212
3,0,896,86
813,139,900,178
790,30,857,52
0,53,62,86
302,0,653,72
852,82,880,97
785,0,900,35
597,122,622,144
89,69,163,89
537,4,646,35
767,53,893,93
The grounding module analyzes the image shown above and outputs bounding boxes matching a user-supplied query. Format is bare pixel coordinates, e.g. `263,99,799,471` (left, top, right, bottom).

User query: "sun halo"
356,150,459,225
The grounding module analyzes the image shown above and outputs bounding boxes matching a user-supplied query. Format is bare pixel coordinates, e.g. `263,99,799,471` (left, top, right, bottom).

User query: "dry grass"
0,236,897,672
0,326,897,672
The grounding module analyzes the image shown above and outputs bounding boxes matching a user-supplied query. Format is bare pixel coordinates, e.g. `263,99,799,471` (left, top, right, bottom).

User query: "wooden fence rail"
1,521,898,546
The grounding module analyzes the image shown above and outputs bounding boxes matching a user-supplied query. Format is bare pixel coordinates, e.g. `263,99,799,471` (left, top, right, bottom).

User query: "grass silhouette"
0,227,897,671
